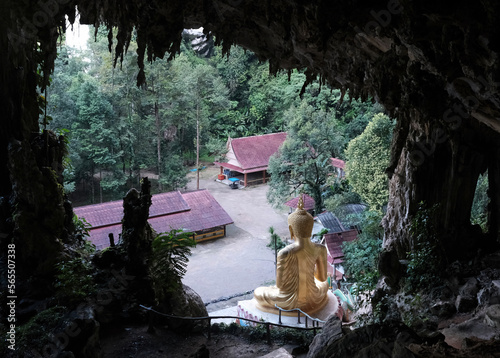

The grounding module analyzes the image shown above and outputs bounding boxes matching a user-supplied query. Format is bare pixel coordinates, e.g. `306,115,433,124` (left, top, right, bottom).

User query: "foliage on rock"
403,203,445,294
342,210,383,293
149,229,197,304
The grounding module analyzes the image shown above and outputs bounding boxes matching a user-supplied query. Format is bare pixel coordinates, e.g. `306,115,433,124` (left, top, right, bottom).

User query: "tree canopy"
266,95,384,213
344,113,394,211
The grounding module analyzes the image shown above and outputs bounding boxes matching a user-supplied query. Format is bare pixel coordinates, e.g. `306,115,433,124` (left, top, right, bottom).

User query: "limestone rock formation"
308,317,421,358
158,284,209,334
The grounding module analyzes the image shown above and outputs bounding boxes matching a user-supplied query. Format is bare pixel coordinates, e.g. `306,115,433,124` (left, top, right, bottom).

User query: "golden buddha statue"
254,194,329,315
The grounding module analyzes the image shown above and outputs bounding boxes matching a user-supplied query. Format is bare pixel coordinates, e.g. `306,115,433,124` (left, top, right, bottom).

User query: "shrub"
149,228,197,303
403,202,444,293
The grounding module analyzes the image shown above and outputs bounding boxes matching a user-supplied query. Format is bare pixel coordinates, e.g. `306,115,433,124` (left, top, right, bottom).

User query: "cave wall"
2,0,500,287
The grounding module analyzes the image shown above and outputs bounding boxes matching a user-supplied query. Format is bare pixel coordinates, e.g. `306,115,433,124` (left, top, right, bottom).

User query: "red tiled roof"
150,190,233,233
73,190,233,250
150,191,190,217
330,157,345,169
230,132,287,171
73,200,123,229
284,194,316,211
73,191,190,228
87,226,122,251
324,229,358,264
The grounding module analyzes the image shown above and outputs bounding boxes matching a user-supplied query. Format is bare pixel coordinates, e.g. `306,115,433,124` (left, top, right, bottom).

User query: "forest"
45,27,490,291
47,27,386,207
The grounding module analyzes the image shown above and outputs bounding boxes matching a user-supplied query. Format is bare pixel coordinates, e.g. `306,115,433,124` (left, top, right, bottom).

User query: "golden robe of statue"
254,195,329,315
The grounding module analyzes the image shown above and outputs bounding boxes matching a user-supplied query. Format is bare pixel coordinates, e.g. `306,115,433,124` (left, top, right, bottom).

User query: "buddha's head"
288,194,314,240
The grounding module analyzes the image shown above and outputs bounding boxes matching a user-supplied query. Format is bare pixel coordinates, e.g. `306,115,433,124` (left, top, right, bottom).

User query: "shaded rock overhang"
2,0,500,260
73,0,500,130
5,1,500,122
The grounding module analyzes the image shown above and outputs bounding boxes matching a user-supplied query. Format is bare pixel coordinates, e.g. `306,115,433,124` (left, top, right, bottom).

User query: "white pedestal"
235,291,339,328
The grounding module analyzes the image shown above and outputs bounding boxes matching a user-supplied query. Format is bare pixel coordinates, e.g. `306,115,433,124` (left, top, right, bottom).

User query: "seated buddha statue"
254,195,329,315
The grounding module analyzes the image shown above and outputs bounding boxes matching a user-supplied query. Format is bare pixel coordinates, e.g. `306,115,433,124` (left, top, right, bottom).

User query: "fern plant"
149,229,197,303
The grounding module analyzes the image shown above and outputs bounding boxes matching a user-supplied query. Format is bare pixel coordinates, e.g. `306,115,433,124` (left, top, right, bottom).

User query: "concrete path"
182,166,290,308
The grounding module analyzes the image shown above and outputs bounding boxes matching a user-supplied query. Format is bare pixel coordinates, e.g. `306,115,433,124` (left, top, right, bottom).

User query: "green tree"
267,102,344,213
471,172,489,231
344,113,394,211
70,73,120,203
342,210,383,292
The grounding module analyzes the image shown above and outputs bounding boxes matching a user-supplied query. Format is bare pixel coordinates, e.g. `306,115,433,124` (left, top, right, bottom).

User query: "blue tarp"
228,178,240,183
189,166,206,172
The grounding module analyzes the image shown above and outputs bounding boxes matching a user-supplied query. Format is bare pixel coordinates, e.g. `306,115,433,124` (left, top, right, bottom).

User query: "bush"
403,202,444,293
150,229,197,303
55,258,97,307
15,306,67,355
342,210,383,293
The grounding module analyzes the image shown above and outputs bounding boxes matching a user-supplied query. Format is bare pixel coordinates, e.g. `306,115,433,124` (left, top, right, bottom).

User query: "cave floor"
100,323,304,358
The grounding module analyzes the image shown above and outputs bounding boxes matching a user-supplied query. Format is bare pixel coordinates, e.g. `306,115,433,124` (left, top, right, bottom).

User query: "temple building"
73,189,233,250
214,132,287,187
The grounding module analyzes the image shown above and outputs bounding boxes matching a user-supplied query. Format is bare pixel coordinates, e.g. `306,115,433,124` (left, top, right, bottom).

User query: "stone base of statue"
235,291,339,328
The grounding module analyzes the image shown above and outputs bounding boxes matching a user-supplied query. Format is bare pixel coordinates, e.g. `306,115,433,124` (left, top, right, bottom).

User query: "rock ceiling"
72,1,500,133
5,0,499,135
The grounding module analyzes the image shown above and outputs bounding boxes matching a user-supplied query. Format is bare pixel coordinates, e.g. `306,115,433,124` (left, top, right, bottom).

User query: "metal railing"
139,304,325,345
274,304,326,328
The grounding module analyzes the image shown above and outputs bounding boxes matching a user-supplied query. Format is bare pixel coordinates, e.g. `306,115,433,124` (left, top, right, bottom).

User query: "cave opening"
2,1,500,356
471,170,489,233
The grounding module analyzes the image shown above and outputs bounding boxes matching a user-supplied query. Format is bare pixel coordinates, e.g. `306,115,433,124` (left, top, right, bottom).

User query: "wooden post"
297,311,301,324
220,166,223,175
263,170,266,184
266,323,271,345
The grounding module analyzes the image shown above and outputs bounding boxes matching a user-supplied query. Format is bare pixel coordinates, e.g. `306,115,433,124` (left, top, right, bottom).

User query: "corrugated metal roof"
230,132,287,171
73,190,233,250
324,230,358,264
284,194,316,211
317,211,344,233
334,204,367,229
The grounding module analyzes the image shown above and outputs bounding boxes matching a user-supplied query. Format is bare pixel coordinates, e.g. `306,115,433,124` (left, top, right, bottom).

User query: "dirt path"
182,165,290,308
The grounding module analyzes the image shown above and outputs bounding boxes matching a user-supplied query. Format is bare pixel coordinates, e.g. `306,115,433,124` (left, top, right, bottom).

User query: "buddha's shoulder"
278,245,298,257
313,242,327,251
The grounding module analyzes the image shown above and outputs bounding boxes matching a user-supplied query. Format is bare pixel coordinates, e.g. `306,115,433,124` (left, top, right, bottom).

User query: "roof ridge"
231,131,286,141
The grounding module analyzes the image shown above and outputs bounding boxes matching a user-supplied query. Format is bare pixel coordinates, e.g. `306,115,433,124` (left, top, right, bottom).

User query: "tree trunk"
155,101,162,192
99,168,103,203
196,101,200,190
91,163,95,204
